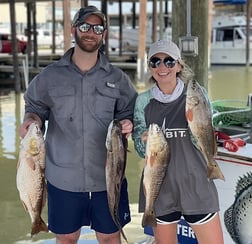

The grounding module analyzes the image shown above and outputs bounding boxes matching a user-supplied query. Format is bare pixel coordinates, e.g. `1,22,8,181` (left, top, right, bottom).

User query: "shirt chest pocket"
49,87,76,118
93,84,120,121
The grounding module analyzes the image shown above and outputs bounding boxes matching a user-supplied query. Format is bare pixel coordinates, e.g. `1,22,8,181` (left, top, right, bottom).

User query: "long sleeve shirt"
24,48,138,192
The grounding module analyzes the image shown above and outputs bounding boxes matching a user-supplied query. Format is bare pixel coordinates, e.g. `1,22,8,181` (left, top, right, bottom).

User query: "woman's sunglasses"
148,56,177,69
78,23,105,35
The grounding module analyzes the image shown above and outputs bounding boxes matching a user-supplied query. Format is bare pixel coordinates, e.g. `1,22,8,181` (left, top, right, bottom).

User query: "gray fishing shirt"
24,48,137,192
132,86,220,216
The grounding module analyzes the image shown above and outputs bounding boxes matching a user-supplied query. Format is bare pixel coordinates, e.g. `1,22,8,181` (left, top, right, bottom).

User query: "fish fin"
207,160,225,181
213,135,218,156
26,156,36,170
42,181,47,208
121,228,128,243
17,159,21,169
142,210,157,227
235,172,252,197
149,154,157,167
224,205,239,243
31,217,48,237
143,182,147,196
186,108,193,122
21,200,29,212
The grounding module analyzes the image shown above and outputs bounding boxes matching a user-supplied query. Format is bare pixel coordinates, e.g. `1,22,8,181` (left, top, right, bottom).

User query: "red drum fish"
16,122,48,237
142,123,170,227
105,119,128,242
185,80,225,180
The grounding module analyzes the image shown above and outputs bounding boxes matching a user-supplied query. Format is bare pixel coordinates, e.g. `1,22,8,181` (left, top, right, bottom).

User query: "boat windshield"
240,28,252,40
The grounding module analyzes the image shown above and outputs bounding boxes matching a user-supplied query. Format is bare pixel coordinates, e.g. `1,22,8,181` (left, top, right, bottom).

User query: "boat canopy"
213,0,246,4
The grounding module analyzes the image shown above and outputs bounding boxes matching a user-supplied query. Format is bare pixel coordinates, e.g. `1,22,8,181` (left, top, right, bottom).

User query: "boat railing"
212,99,251,127
213,12,246,18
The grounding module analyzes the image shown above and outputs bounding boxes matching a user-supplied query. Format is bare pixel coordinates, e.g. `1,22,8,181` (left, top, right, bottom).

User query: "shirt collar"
56,47,111,73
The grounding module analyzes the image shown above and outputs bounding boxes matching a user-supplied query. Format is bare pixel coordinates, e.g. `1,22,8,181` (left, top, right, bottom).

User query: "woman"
132,39,224,244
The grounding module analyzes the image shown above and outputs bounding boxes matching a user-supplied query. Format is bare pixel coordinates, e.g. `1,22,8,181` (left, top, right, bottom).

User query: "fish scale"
105,119,128,242
185,79,225,181
16,122,48,237
142,123,170,227
224,172,252,244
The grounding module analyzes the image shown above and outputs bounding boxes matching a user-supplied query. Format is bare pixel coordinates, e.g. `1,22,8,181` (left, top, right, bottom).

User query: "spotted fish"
224,172,252,244
16,122,48,237
105,119,128,242
185,79,225,180
142,123,170,227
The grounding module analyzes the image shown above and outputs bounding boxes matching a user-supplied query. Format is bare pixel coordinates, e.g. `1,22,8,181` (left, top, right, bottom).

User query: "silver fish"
105,119,128,242
142,123,170,227
224,172,252,244
185,80,225,180
16,122,48,237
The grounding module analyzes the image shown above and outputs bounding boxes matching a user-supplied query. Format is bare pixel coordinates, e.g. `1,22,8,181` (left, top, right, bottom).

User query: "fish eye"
191,96,199,105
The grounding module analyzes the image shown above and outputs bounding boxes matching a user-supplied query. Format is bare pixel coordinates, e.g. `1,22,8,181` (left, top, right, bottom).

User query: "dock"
0,51,138,87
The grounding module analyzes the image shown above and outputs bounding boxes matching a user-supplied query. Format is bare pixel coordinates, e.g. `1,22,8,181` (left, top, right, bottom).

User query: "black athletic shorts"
156,211,217,225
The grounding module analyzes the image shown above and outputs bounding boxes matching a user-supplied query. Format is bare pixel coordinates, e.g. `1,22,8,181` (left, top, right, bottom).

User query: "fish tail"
31,217,48,237
121,228,128,243
142,210,157,228
111,214,128,242
207,160,225,181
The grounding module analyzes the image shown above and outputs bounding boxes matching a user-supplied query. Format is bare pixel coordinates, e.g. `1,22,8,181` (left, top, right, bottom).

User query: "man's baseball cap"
148,40,181,61
72,6,106,28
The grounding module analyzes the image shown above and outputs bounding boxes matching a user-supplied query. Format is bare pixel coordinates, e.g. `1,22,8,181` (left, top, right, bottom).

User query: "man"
19,6,137,244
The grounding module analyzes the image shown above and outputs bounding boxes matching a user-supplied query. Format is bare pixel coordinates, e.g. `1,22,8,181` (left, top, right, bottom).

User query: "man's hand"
120,119,133,138
19,113,42,138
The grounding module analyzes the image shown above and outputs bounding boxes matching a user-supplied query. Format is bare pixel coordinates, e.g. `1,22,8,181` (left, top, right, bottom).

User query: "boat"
211,14,252,65
110,13,252,65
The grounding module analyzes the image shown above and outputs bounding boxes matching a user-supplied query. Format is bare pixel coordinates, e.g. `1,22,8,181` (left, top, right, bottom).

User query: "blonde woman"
132,40,224,244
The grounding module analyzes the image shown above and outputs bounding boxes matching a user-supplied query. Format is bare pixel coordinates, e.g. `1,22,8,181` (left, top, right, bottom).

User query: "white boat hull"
211,47,252,65
211,14,252,65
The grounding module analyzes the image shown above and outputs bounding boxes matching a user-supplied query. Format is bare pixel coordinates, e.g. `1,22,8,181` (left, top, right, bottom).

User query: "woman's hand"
141,131,148,143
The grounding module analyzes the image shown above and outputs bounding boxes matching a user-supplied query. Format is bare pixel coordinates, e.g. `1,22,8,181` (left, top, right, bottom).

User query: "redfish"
105,119,128,242
185,80,224,180
142,123,170,227
16,123,48,237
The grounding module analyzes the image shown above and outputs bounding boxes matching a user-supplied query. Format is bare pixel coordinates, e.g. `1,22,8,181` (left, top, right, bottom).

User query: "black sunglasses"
149,56,177,69
78,23,105,35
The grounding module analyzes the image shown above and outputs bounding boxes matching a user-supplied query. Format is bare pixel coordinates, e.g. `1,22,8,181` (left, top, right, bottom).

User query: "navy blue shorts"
47,179,131,234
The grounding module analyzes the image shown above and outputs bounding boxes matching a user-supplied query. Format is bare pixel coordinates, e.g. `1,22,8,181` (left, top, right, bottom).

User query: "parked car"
36,29,64,48
0,33,27,54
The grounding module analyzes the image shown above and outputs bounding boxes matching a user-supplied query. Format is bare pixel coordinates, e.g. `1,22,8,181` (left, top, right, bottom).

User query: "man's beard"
74,32,103,52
